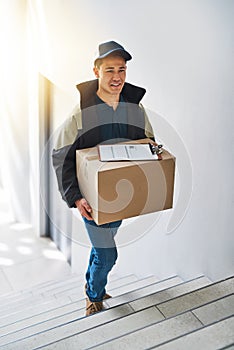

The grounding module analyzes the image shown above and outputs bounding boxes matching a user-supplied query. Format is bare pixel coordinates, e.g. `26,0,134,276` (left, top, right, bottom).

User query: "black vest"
75,80,147,149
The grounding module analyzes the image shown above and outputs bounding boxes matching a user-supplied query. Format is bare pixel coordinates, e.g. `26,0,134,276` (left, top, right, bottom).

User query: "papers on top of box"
98,143,159,162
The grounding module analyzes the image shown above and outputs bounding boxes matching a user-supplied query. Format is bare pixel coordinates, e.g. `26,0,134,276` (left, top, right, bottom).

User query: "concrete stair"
0,273,233,350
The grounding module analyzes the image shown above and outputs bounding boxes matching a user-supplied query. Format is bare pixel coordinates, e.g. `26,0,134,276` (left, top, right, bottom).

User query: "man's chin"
109,86,123,94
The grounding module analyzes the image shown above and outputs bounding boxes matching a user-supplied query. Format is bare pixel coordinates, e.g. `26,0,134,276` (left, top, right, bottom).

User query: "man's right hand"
75,198,93,220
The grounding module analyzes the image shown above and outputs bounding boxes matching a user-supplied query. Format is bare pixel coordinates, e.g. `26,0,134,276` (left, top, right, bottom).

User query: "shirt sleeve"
139,103,155,140
52,106,83,208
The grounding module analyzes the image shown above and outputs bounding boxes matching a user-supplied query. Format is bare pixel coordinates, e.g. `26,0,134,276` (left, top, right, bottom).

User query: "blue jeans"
83,218,122,302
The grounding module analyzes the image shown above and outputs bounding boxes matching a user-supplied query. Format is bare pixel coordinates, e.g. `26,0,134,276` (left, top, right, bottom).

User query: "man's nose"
112,72,121,80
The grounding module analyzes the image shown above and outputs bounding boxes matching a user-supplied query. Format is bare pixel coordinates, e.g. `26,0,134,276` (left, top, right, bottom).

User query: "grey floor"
0,188,72,296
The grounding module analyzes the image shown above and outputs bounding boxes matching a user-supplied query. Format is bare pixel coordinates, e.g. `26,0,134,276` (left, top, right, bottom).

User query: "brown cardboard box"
76,139,175,225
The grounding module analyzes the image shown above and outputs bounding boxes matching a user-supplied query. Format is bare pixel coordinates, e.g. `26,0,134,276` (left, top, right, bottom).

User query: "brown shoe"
84,283,112,300
103,292,112,300
86,297,103,316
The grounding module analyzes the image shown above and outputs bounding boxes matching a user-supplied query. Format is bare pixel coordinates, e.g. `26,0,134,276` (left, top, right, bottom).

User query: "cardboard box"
76,139,175,225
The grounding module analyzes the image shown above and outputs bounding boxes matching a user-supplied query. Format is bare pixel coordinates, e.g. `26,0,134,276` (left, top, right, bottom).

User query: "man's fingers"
83,202,92,213
75,198,93,220
80,206,93,220
83,211,93,220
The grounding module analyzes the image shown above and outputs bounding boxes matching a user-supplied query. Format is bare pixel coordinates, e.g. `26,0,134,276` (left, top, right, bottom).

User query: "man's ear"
93,67,99,78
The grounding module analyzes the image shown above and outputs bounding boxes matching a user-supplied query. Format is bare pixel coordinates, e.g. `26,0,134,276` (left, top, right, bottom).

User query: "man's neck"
96,90,120,111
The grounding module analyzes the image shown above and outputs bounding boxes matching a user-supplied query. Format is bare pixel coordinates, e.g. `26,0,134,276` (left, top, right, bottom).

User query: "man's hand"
75,198,93,220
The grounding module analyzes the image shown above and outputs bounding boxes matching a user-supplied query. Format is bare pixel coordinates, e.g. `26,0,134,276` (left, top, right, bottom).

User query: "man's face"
93,56,127,97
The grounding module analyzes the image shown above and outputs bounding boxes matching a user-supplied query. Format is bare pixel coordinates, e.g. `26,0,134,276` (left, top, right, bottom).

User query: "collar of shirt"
95,93,125,109
95,93,128,142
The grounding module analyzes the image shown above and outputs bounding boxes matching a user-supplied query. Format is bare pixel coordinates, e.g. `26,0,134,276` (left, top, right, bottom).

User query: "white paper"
98,144,158,161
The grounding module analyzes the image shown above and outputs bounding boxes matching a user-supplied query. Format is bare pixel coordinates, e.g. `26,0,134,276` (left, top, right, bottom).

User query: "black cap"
94,41,132,65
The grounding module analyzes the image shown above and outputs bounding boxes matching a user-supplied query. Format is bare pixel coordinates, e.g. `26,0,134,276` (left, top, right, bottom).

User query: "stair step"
40,276,86,297
0,274,82,307
0,294,47,314
1,276,231,350
105,274,139,292
156,277,234,318
128,276,211,311
35,287,234,350
68,275,158,302
107,275,159,297
32,275,84,296
0,300,85,338
80,287,234,350
0,291,33,306
0,293,69,318
105,275,185,308
153,317,234,350
0,304,134,348
0,296,72,327
0,274,139,328
56,274,139,300
40,312,203,350
0,276,184,349
192,294,234,325
0,274,137,320
0,275,156,344
39,273,122,298
86,278,234,350
0,273,80,300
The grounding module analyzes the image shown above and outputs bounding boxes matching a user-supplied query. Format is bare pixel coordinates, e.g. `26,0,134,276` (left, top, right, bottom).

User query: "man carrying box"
52,41,155,316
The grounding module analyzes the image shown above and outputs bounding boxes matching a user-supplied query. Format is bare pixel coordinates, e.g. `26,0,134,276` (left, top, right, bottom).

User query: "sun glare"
0,257,14,267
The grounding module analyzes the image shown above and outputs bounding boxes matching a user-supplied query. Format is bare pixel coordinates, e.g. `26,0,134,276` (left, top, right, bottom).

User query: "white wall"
29,0,233,281
0,0,32,222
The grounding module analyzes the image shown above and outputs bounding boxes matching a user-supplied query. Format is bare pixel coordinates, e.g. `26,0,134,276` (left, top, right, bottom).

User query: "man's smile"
110,82,122,87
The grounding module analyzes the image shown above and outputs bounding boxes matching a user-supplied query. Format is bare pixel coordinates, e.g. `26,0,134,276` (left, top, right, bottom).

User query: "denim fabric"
83,218,122,302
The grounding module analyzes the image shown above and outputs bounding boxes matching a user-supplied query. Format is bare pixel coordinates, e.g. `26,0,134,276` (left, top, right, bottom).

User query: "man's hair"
94,53,127,69
94,59,103,69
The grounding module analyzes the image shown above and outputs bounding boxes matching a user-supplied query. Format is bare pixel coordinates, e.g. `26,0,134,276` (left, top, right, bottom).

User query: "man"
52,41,154,316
